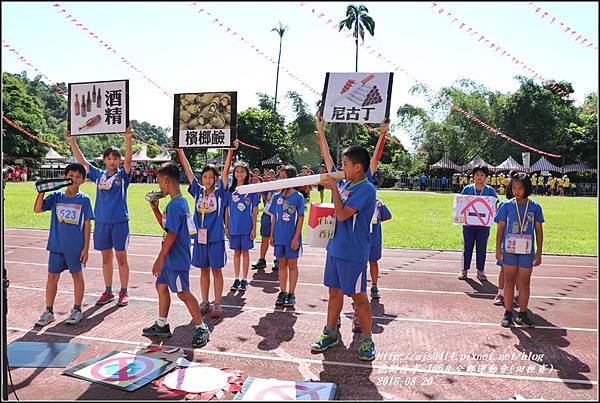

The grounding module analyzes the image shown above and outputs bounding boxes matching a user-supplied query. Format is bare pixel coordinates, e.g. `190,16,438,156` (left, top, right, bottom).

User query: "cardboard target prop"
452,195,498,227
63,351,176,391
234,377,338,401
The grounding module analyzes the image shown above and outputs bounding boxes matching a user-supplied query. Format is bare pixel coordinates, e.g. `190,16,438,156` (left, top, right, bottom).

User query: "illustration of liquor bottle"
78,115,102,131
86,91,92,112
92,85,96,103
74,94,80,116
96,88,102,108
81,95,87,117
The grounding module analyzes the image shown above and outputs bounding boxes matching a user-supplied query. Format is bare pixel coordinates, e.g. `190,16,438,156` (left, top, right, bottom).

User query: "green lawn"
3,182,597,255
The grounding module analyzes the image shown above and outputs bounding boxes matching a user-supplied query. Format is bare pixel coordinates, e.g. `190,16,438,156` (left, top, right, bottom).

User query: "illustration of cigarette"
78,114,102,131
329,74,375,106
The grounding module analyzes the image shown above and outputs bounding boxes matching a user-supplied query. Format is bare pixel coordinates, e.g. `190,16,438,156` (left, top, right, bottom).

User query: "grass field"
3,182,597,255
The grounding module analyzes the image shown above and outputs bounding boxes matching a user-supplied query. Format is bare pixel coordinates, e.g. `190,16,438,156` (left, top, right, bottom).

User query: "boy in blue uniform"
458,165,498,282
252,188,276,271
226,161,260,291
495,172,544,328
177,142,236,318
34,163,93,326
311,112,377,361
66,127,133,307
144,163,210,347
269,166,305,307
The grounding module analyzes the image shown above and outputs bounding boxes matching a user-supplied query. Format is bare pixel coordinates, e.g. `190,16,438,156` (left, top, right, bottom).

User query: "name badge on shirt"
282,213,291,222
56,203,82,225
198,228,208,244
187,213,197,235
98,173,116,190
237,202,246,212
505,234,532,255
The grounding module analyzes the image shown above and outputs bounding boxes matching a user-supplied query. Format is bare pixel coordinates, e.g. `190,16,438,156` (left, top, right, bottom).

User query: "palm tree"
272,22,288,113
339,4,375,72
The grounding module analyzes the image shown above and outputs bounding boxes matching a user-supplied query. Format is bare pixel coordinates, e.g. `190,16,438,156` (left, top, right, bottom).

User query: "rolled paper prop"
145,190,167,202
35,178,73,193
236,171,346,194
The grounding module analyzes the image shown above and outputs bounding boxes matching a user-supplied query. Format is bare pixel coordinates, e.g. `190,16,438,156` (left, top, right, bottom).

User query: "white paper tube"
236,171,346,194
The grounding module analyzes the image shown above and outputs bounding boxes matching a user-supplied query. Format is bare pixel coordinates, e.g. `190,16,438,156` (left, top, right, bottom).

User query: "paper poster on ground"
234,377,338,400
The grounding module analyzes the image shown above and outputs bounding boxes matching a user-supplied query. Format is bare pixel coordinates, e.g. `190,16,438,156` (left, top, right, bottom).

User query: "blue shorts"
369,244,382,262
260,214,272,237
156,267,190,293
48,252,83,274
192,240,227,269
324,254,367,297
501,253,534,269
274,244,302,260
94,221,130,251
229,235,254,251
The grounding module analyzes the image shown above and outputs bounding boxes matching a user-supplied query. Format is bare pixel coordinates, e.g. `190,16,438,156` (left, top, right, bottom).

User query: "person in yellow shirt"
562,175,570,196
558,176,565,196
491,175,498,189
548,176,555,196
569,181,576,196
497,184,505,195
531,174,537,195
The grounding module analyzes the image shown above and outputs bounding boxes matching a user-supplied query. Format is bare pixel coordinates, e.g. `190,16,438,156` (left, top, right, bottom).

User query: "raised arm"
33,192,45,213
370,118,390,174
220,139,239,189
176,149,196,184
124,125,133,175
316,112,335,172
65,130,90,172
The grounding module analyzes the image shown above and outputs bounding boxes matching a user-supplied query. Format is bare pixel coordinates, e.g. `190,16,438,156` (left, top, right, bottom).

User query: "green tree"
338,4,375,72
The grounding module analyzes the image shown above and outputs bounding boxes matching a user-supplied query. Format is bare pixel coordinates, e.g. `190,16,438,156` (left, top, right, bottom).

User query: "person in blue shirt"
419,173,428,191
33,163,94,327
251,187,277,271
177,142,236,319
66,127,133,307
268,166,305,307
312,112,377,362
495,172,544,328
143,162,210,348
458,165,498,282
441,176,448,191
225,161,259,292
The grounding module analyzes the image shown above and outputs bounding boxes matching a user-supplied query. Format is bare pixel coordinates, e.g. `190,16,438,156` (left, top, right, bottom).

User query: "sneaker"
500,311,514,327
200,302,210,314
516,311,535,328
192,324,211,348
252,258,267,270
283,293,296,307
117,291,129,306
142,322,172,338
272,260,279,271
358,339,376,361
514,296,520,308
492,294,505,306
239,279,248,291
311,328,339,352
65,309,83,325
96,291,115,305
370,286,381,299
352,311,362,333
35,310,55,327
210,304,222,318
476,271,488,281
275,291,288,306
458,270,468,280
230,279,241,291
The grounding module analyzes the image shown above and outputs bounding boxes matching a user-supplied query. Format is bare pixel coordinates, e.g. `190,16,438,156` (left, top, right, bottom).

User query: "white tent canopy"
152,150,171,163
493,156,524,172
428,155,461,171
529,156,562,173
131,146,152,162
44,147,66,161
561,161,597,174
461,155,494,171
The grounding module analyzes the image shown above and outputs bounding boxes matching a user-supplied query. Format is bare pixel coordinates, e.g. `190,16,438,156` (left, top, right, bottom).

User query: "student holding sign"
495,172,544,328
66,127,133,307
458,165,498,282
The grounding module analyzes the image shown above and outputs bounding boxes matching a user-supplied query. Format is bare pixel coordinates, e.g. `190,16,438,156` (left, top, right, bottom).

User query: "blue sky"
2,1,598,152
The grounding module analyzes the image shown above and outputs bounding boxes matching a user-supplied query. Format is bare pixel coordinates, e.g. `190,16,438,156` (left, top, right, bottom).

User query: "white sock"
195,322,206,329
515,290,520,297
157,317,167,327
498,288,504,296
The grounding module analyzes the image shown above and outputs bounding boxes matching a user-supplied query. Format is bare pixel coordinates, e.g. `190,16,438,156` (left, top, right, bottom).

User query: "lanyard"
348,177,368,190
514,199,530,235
474,184,485,196
200,189,214,228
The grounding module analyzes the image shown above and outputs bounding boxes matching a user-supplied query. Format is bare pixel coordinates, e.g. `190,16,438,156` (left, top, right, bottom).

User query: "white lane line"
7,261,597,301
8,285,598,333
6,326,597,386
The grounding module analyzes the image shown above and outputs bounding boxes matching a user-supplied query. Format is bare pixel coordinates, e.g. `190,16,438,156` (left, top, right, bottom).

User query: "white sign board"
522,152,530,169
452,195,498,227
235,377,338,401
307,203,336,248
320,72,393,124
68,80,129,135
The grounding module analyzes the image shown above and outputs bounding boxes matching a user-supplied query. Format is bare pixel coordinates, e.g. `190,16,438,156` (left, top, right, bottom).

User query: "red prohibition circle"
90,356,155,382
255,384,321,400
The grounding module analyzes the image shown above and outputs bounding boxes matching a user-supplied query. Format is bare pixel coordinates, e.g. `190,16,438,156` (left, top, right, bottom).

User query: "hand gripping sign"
452,195,498,227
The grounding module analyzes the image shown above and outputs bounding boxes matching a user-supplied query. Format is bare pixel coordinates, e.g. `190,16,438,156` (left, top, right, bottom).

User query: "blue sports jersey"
370,198,392,247
327,178,376,262
162,196,192,271
43,191,94,254
188,179,227,242
494,198,544,255
227,190,260,236
88,165,131,224
461,184,498,198
268,191,305,246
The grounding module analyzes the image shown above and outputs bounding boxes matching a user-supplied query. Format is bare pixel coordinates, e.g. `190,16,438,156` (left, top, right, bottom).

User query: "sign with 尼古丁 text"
68,80,129,136
452,195,498,227
320,72,393,124
173,92,237,148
